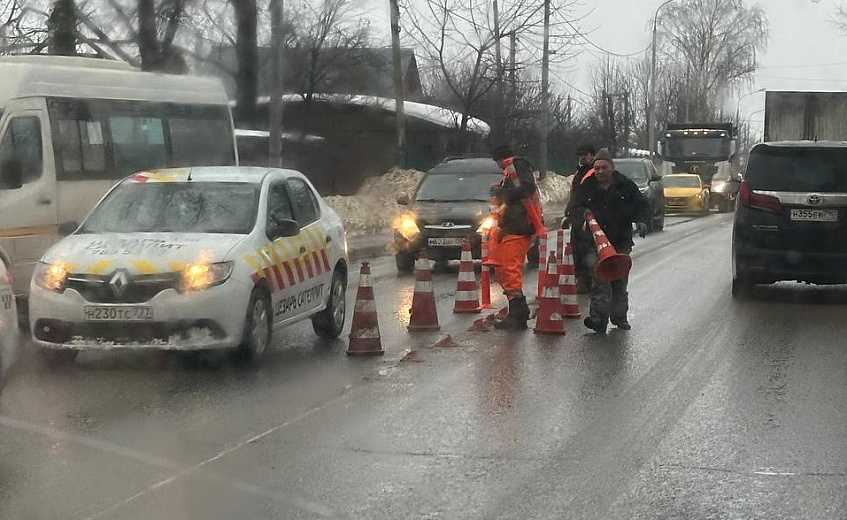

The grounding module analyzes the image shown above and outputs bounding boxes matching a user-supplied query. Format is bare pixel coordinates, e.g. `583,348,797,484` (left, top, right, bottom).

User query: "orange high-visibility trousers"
494,234,532,299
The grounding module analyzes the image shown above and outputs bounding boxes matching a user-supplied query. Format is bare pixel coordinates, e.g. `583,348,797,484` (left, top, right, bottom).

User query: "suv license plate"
790,209,838,222
84,306,154,321
428,237,463,247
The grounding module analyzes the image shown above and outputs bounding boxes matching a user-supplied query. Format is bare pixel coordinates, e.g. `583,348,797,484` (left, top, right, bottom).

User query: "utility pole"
566,95,572,128
493,0,504,143
606,92,617,156
268,0,283,168
623,90,630,157
538,0,550,177
509,30,517,151
389,0,406,167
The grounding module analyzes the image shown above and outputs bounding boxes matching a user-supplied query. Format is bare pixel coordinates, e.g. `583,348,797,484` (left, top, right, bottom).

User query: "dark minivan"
732,141,847,297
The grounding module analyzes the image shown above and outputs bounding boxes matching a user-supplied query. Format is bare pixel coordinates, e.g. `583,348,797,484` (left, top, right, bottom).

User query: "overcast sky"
361,0,847,135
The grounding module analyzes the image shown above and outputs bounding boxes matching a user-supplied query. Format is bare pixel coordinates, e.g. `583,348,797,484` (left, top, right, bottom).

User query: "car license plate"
83,306,154,321
428,237,463,247
790,209,838,222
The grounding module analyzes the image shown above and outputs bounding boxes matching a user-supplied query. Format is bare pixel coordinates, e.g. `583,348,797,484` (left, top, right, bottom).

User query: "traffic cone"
586,212,632,282
408,250,441,331
534,252,566,335
480,228,492,309
347,262,385,356
560,243,581,318
536,230,548,300
453,239,482,314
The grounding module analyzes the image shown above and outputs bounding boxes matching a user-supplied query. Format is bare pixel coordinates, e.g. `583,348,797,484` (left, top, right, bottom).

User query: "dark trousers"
583,246,631,325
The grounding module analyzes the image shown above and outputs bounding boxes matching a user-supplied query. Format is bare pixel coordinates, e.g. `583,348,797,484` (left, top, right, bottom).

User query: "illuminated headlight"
395,215,420,241
34,262,69,292
179,261,233,292
711,181,727,193
477,216,495,233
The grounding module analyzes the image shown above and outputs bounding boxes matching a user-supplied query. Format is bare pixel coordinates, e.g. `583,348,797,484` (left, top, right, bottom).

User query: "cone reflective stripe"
347,262,385,356
408,250,441,331
556,229,565,262
586,212,632,282
534,251,566,335
560,243,580,318
453,239,482,313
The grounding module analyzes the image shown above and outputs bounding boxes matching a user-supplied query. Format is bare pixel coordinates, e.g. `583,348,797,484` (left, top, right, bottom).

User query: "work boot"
611,317,632,330
583,316,607,334
494,296,529,330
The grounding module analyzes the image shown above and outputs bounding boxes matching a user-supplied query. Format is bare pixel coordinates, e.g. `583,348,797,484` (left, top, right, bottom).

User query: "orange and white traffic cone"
453,239,482,314
408,250,441,331
560,243,581,319
536,230,548,301
480,229,492,309
534,252,566,335
347,262,384,356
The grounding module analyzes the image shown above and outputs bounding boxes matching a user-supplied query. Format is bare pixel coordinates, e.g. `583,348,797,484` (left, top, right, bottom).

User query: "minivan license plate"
790,209,838,222
428,237,463,247
84,306,154,321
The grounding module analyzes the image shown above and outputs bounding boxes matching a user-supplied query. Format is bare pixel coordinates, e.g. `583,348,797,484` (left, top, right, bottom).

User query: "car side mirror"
267,218,300,239
58,221,78,236
0,158,23,190
396,194,410,206
651,174,663,182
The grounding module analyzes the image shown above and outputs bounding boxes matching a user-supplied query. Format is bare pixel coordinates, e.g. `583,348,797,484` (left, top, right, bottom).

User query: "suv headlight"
179,261,233,292
394,214,420,241
34,261,70,293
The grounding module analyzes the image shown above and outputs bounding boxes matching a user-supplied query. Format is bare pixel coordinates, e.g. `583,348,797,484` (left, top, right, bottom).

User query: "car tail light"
739,181,782,214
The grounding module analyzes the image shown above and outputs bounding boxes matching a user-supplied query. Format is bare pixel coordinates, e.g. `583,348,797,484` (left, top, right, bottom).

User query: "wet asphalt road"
1,213,846,519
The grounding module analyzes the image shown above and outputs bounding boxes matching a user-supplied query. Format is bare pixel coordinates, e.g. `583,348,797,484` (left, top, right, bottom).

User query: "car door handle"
37,198,52,205
299,245,307,254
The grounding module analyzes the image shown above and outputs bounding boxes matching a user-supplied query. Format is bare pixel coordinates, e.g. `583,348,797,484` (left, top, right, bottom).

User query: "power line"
563,18,651,58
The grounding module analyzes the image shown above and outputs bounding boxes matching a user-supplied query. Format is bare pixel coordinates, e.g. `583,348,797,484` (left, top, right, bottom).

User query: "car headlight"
394,214,420,241
34,261,69,293
179,261,233,292
477,216,495,234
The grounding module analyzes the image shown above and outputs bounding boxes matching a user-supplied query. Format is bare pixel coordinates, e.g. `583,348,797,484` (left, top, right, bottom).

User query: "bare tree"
1,0,50,54
47,0,78,55
656,0,768,122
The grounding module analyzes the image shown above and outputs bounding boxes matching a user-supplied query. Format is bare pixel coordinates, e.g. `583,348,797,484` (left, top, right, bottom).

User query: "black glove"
636,222,649,238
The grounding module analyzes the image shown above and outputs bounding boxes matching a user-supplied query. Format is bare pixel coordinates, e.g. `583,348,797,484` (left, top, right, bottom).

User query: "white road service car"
29,167,348,364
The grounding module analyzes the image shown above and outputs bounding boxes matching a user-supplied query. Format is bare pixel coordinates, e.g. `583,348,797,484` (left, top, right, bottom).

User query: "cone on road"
534,252,566,335
536,230,548,300
453,239,482,314
560,243,581,318
347,262,385,356
408,250,441,331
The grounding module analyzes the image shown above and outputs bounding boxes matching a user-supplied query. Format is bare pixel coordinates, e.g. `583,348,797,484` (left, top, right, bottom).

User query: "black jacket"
571,170,650,250
565,160,594,219
496,156,536,237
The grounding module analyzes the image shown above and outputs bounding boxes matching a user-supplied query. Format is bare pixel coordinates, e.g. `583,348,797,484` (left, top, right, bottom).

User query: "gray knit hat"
593,148,614,167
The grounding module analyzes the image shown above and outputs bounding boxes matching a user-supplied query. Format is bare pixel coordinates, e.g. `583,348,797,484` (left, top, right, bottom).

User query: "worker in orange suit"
491,145,540,330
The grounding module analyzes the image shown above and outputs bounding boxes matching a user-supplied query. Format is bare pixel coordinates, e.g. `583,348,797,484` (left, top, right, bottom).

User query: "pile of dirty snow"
324,167,573,235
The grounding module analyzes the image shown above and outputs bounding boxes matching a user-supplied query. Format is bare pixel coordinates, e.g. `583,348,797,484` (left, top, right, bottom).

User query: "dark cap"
491,145,514,161
593,147,614,167
576,143,595,156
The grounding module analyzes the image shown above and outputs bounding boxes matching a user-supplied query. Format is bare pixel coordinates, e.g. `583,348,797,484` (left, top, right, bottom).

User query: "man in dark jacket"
564,143,596,293
491,145,540,330
570,148,650,334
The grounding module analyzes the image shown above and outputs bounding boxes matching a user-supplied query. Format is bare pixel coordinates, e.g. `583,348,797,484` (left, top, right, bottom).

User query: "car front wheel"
239,289,272,363
731,275,755,299
653,209,665,231
312,269,347,338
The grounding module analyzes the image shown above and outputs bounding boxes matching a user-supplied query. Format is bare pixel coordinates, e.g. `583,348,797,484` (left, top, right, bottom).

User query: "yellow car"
664,174,710,215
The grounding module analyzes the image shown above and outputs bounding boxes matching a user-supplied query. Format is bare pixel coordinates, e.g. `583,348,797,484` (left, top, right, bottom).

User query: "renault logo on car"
441,221,455,227
807,194,823,206
109,269,130,298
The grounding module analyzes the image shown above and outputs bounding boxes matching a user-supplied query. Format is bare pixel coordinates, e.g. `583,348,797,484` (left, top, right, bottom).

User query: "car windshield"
664,176,701,188
81,181,260,234
616,162,649,183
415,172,502,201
746,146,847,192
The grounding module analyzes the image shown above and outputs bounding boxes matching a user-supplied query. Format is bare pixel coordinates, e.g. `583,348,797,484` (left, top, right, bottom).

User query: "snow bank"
325,167,573,235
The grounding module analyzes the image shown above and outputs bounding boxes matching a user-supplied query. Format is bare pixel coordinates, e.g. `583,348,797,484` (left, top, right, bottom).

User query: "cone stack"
453,239,482,313
408,250,441,331
534,252,566,335
560,243,580,318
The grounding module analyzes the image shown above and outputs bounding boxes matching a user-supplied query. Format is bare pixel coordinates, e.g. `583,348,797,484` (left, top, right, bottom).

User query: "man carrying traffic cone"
570,148,650,333
490,145,543,330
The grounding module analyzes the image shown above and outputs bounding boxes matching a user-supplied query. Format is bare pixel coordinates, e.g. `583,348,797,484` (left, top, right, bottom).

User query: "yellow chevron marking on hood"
132,260,157,275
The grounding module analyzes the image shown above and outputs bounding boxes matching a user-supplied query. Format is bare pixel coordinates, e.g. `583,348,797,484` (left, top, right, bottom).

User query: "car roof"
121,166,302,185
753,140,847,149
665,173,700,178
427,157,502,175
613,158,649,163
